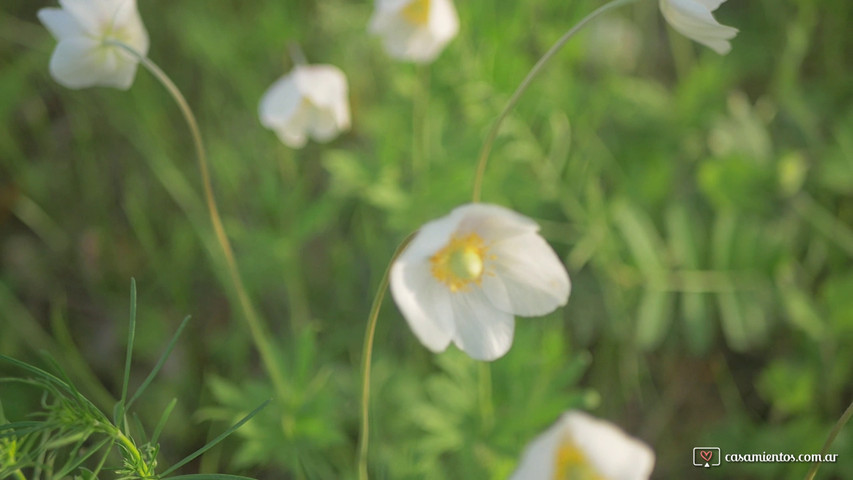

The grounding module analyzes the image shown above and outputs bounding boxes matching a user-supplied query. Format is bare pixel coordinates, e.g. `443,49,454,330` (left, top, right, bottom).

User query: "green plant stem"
412,64,430,183
106,40,288,400
358,234,415,480
805,399,853,480
11,470,25,480
470,0,638,203
96,421,155,478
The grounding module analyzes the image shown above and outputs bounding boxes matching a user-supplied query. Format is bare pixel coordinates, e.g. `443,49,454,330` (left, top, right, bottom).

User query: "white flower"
258,64,351,148
659,0,738,55
369,0,459,63
510,411,655,480
38,0,149,90
389,203,570,361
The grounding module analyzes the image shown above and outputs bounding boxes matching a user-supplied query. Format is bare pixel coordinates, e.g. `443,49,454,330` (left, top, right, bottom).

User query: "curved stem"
471,0,639,203
107,40,289,400
805,399,853,480
358,234,415,480
288,42,308,66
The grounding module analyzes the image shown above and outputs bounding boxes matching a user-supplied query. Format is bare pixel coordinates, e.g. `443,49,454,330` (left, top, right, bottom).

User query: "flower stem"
288,42,308,66
471,0,639,203
107,40,289,400
358,234,415,480
804,399,853,480
412,64,431,184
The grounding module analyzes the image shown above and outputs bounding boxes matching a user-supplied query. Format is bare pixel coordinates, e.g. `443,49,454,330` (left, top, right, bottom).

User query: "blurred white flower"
390,203,570,361
258,64,351,148
659,0,738,54
510,411,655,480
369,0,459,63
38,0,149,89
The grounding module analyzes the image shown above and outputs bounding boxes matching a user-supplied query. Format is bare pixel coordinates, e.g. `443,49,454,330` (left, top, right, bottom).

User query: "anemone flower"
390,203,571,361
38,0,149,89
510,410,655,480
258,64,351,148
369,0,459,63
659,0,738,54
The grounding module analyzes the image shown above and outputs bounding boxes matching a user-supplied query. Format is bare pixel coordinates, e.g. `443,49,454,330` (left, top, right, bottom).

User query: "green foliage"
0,282,265,479
1,0,852,478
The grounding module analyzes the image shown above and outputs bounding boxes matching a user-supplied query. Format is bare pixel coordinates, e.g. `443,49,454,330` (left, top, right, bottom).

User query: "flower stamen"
401,0,431,26
553,436,606,480
430,233,487,292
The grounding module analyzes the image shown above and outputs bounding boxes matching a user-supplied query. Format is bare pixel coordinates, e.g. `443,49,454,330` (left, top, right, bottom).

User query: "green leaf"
127,316,191,410
612,200,667,282
681,292,712,354
718,292,749,352
160,398,271,477
115,278,138,429
635,289,674,350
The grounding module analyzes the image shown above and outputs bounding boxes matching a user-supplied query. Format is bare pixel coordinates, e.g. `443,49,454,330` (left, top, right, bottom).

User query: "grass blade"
152,398,178,445
165,475,258,480
116,278,138,430
127,315,191,410
160,399,271,477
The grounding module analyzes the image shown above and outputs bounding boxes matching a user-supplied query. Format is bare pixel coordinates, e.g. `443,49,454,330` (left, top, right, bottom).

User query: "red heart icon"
700,450,713,462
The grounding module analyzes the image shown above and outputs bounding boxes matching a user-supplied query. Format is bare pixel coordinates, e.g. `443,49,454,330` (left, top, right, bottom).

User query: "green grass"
1,0,852,478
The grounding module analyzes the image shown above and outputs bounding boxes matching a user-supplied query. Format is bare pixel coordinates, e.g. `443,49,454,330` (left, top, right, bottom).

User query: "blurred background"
1,0,851,478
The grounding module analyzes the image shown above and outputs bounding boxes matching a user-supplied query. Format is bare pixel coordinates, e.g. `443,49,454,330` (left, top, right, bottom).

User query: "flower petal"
427,0,459,45
660,0,738,54
481,232,570,316
566,412,656,480
49,37,136,89
511,411,655,480
509,413,565,479
390,259,454,352
695,0,726,11
275,102,312,148
369,0,458,63
449,289,514,361
295,65,349,109
307,107,341,142
396,208,466,263
453,203,540,243
37,8,84,39
57,0,103,32
259,74,302,127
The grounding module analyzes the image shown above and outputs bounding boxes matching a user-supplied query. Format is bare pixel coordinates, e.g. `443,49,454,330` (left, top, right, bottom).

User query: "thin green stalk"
471,0,639,202
358,234,415,480
97,421,155,479
804,400,853,480
106,40,288,400
412,64,431,183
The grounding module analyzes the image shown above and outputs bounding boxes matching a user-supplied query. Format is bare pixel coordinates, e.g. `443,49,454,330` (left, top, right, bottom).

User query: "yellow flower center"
430,233,487,292
553,437,606,480
401,0,431,26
